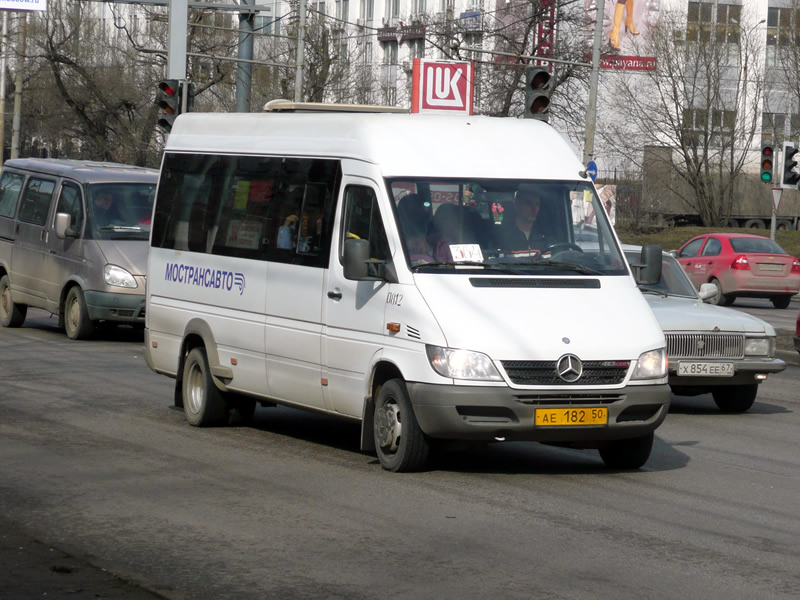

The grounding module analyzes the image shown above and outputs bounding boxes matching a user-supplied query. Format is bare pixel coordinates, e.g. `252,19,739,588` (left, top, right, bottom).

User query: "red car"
676,233,800,308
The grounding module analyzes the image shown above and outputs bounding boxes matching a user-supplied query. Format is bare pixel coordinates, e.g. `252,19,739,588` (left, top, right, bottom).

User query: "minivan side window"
18,178,56,226
152,153,339,268
0,172,24,219
55,182,84,232
341,185,391,265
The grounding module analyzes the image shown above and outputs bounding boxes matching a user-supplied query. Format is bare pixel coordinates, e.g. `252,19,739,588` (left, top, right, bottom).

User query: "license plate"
759,263,783,272
535,407,608,427
677,362,734,376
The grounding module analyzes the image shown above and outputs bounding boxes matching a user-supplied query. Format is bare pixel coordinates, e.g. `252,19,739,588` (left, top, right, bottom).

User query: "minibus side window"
0,172,23,219
55,182,84,233
18,178,55,226
341,186,391,264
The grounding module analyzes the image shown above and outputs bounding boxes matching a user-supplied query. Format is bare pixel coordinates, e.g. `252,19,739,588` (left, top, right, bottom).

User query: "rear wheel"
771,295,792,309
598,432,654,469
373,379,430,472
708,277,731,306
64,286,95,340
0,275,27,328
744,219,765,229
182,347,229,426
712,384,758,413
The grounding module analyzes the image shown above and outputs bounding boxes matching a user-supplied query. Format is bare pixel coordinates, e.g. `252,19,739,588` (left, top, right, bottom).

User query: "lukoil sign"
411,59,474,115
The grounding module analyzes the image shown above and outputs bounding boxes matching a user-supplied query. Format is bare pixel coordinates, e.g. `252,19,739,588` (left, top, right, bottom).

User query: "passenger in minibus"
496,185,551,254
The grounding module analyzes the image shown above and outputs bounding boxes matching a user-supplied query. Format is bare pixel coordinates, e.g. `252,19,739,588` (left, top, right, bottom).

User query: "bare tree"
599,6,766,226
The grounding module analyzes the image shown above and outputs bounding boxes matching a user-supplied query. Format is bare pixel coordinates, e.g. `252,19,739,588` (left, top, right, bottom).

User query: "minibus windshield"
87,183,156,240
387,178,628,276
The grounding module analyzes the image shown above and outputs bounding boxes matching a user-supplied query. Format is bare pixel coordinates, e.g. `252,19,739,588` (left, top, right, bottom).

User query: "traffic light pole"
167,0,187,80
583,0,605,166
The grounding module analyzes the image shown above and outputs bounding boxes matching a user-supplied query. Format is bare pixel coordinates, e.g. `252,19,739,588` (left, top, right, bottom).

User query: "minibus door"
11,177,57,303
43,181,85,307
323,181,392,418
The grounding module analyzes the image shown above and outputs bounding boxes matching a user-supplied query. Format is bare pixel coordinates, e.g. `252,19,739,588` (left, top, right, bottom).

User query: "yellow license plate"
535,407,608,427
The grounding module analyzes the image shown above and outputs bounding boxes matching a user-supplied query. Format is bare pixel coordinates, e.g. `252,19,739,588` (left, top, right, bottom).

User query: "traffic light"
782,141,800,189
523,65,552,120
157,79,181,133
760,143,774,184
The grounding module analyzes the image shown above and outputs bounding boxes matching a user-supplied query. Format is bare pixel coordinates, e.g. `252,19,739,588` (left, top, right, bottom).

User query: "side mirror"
54,212,78,239
637,244,662,286
698,283,717,301
343,237,398,283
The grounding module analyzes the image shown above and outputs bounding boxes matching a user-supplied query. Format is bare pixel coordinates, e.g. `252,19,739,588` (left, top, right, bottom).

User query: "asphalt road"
1,309,799,599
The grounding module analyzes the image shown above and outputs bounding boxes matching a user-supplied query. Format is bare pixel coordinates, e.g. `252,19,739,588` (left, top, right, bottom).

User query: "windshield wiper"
98,225,143,231
412,261,517,274
638,286,669,297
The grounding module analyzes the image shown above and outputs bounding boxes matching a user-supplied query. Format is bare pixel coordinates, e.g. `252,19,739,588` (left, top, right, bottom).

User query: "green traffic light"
761,172,772,182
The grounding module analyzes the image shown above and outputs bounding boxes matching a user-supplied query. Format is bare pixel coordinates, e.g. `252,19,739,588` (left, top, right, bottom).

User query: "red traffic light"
158,80,178,97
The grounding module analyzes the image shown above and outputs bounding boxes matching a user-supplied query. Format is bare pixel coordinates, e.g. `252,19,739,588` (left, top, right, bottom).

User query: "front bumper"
85,290,145,323
407,382,670,446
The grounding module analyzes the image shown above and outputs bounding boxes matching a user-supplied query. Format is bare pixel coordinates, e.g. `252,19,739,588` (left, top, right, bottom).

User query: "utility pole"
10,13,26,159
236,0,254,112
0,12,8,166
294,0,306,101
582,0,605,166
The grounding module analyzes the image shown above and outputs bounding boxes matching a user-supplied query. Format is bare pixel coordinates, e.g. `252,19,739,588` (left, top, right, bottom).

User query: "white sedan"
624,246,786,413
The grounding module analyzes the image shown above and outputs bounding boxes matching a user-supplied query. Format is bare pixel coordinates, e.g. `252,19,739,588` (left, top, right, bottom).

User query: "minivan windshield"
388,178,627,276
87,183,157,240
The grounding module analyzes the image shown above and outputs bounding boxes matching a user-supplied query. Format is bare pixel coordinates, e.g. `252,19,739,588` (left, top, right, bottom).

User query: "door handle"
327,290,342,300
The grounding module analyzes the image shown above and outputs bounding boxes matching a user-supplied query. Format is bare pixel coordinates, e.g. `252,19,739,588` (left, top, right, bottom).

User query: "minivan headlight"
104,264,138,289
744,337,773,357
631,348,667,380
426,345,502,381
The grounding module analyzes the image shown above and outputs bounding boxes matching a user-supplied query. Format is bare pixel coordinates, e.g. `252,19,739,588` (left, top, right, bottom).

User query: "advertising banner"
0,0,46,10
411,59,475,115
585,0,658,71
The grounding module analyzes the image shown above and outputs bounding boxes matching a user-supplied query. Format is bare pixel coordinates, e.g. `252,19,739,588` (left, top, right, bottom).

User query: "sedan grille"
665,333,744,359
501,360,630,386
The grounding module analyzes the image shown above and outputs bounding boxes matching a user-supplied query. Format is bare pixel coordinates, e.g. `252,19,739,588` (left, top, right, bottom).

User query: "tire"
712,384,758,413
182,347,229,427
598,432,654,470
723,218,738,228
0,275,27,328
708,278,730,306
744,219,765,229
226,394,257,426
373,379,430,472
64,286,95,340
771,295,792,309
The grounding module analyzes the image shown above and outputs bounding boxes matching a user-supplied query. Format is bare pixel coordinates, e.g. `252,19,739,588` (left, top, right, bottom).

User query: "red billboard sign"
411,59,474,115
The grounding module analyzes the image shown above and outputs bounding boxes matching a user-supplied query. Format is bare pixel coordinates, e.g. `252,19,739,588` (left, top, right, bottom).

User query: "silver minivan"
0,158,158,339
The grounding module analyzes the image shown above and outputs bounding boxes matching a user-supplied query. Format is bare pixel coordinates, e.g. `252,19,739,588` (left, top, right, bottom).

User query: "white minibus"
145,103,670,472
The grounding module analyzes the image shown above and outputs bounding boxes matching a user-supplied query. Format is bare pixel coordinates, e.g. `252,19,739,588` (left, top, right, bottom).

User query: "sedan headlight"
426,345,502,381
104,264,138,289
744,337,774,357
631,348,667,380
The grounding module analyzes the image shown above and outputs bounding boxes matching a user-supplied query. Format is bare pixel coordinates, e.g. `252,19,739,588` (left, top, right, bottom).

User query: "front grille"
501,360,630,385
666,333,744,359
515,393,623,405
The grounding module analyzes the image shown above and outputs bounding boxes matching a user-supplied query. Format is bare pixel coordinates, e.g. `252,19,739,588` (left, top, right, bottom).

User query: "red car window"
701,237,722,256
679,237,705,258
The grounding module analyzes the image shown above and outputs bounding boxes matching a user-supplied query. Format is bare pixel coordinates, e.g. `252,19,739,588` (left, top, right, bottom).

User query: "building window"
766,7,793,67
687,1,740,65
762,112,786,147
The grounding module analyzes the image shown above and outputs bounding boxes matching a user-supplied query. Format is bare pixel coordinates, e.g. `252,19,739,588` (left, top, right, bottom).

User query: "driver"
496,185,551,253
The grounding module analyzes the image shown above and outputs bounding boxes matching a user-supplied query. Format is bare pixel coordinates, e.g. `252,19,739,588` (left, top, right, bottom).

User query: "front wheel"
373,379,430,472
712,384,757,413
598,432,654,469
0,275,27,328
64,287,95,340
182,347,229,426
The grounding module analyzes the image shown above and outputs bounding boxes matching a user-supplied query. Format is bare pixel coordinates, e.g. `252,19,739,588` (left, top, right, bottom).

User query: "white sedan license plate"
678,362,734,377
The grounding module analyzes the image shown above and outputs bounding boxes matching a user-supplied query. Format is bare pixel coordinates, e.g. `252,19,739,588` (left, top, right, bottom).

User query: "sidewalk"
0,517,168,600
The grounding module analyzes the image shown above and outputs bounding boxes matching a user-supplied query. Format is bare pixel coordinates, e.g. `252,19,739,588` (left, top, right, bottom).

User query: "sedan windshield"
387,178,627,276
87,183,156,240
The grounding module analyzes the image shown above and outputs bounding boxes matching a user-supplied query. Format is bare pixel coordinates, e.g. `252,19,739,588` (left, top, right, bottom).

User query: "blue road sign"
586,160,598,181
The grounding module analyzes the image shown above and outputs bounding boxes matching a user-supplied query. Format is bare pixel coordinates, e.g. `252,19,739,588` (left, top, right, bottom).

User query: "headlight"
631,348,667,380
104,264,138,289
426,345,502,381
744,337,773,357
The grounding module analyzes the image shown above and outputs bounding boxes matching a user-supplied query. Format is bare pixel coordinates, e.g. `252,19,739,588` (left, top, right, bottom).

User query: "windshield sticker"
164,263,246,295
449,244,484,263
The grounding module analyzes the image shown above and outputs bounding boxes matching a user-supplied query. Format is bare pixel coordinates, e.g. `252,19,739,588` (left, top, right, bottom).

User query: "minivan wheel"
373,379,430,472
712,384,758,413
0,275,27,328
182,347,228,427
771,295,792,309
598,432,654,469
64,287,95,340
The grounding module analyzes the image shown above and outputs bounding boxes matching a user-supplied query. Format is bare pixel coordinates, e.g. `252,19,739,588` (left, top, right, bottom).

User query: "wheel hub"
375,402,402,453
